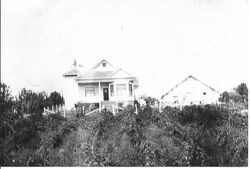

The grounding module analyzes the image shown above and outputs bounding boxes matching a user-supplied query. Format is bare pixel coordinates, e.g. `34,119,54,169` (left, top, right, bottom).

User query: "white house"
161,75,220,108
63,59,139,110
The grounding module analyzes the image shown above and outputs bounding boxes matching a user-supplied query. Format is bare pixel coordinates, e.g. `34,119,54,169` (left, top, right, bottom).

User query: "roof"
161,75,218,99
76,71,114,80
76,59,138,82
91,59,114,70
63,69,81,77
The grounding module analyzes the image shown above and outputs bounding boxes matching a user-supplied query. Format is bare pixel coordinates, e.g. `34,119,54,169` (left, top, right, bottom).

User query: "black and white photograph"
1,0,248,167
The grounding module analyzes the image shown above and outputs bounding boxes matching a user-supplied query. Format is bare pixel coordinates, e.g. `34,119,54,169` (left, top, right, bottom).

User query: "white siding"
78,83,100,103
62,76,78,110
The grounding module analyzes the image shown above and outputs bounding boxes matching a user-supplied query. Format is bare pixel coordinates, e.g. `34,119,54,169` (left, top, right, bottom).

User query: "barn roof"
161,75,218,99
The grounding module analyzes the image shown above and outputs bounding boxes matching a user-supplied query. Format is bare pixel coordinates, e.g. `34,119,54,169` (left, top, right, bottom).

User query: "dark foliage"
0,82,248,166
179,105,229,127
48,91,65,106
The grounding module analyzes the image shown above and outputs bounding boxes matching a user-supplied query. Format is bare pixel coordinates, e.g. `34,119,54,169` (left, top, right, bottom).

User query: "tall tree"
0,83,15,165
49,91,65,106
236,83,248,105
219,91,230,103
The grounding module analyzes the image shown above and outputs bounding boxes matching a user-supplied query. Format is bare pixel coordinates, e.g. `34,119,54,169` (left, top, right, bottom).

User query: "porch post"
99,81,101,111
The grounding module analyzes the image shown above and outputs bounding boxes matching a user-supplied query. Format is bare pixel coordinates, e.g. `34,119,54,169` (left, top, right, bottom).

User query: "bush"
1,82,248,166
178,105,229,128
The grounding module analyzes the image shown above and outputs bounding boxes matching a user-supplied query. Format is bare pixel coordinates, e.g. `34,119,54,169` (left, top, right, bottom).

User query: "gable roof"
108,68,135,78
91,59,114,70
76,59,137,81
161,75,218,99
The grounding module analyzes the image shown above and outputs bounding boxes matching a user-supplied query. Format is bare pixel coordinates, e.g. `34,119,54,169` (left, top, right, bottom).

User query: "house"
161,75,220,108
63,59,139,110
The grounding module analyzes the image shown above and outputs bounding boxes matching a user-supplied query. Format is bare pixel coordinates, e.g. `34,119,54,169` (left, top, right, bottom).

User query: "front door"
103,88,109,101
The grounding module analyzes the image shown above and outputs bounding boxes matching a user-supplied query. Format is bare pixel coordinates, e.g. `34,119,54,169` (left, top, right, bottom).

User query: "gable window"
85,86,95,97
117,84,127,96
102,62,106,67
110,85,114,96
129,84,133,96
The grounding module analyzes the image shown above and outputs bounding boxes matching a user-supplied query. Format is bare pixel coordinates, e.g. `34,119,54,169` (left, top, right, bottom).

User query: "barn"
161,75,220,108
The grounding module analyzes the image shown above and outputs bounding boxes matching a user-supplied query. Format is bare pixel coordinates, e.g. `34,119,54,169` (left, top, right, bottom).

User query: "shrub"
178,105,229,128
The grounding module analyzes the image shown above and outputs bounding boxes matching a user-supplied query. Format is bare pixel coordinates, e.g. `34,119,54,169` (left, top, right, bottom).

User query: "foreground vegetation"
0,83,248,166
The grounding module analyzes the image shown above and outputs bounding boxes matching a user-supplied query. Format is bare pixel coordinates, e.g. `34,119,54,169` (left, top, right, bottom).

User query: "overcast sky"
1,0,249,98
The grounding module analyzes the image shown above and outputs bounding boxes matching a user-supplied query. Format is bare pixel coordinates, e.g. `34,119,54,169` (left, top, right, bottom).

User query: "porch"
77,80,136,105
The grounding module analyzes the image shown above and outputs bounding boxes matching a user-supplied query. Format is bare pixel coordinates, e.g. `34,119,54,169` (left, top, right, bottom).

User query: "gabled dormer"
91,59,115,71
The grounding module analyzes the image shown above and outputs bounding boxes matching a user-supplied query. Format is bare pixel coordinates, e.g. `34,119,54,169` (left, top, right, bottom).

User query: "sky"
1,0,249,98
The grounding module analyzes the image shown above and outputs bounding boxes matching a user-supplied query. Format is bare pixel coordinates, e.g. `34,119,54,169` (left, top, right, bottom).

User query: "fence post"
64,105,66,118
112,105,115,115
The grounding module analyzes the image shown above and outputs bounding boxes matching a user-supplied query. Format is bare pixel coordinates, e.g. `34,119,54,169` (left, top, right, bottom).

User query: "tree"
219,91,230,103
236,83,248,107
140,96,158,106
15,88,49,116
0,83,14,114
48,91,65,106
236,83,248,97
0,83,15,165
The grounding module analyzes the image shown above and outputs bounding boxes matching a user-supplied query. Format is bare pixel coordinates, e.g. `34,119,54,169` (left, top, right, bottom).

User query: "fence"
83,105,126,116
43,103,140,118
43,104,66,117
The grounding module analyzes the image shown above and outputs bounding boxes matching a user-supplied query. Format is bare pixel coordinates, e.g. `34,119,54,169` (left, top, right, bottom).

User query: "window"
129,84,133,96
110,85,114,96
117,84,127,96
102,62,106,67
85,86,95,97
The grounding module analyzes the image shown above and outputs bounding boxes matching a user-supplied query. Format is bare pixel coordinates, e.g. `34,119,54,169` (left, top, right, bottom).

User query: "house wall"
109,80,135,103
78,83,100,103
77,80,136,104
63,76,78,110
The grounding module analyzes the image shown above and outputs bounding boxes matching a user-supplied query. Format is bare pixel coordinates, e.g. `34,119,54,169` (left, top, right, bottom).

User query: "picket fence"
43,104,66,117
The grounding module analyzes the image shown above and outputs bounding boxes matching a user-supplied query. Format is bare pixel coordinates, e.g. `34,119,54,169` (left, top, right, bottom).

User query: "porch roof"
63,69,81,77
